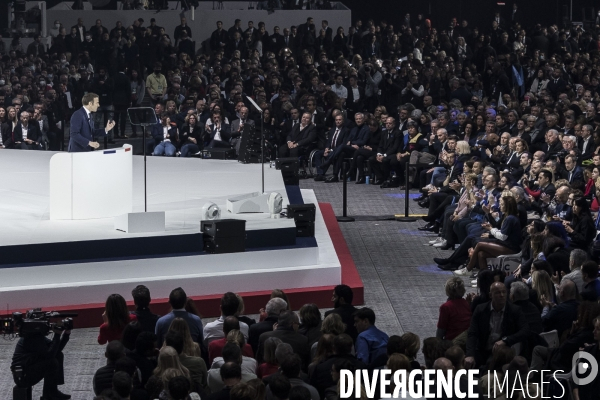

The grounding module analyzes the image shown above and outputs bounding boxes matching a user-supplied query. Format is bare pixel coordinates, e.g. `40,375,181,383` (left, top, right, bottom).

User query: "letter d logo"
572,351,599,386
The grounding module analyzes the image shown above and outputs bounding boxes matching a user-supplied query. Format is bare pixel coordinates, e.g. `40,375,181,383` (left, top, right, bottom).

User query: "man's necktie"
88,115,94,132
332,128,339,148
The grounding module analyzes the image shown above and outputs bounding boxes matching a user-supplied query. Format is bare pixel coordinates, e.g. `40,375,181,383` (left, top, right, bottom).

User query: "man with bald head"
465,282,529,368
433,357,453,372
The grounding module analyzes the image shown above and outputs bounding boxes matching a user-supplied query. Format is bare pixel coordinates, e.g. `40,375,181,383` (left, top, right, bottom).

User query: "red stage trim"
3,202,364,329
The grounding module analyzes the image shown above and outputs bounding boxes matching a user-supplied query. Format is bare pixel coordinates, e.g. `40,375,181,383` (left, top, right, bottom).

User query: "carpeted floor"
0,176,475,399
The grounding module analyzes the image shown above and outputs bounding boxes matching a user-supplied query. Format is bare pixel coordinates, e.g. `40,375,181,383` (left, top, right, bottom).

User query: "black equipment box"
201,219,246,238
295,221,315,237
287,204,316,221
200,148,236,160
201,219,246,254
203,237,245,254
276,158,300,172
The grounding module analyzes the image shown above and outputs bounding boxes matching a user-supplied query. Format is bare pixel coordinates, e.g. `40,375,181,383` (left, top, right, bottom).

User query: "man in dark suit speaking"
68,92,115,152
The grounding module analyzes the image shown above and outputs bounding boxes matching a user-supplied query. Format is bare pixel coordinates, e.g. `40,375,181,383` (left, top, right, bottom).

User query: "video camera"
0,308,77,337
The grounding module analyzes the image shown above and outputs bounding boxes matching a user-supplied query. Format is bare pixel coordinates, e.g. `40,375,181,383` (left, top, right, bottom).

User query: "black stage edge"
0,227,301,267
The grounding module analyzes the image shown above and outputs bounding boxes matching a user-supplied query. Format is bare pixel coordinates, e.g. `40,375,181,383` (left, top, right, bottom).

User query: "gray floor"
0,175,476,399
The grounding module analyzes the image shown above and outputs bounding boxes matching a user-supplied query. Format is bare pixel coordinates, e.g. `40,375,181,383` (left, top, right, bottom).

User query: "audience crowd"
6,5,600,400
55,275,600,400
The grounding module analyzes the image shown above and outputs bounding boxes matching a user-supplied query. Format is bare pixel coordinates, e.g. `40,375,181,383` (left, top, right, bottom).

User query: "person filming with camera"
11,325,72,400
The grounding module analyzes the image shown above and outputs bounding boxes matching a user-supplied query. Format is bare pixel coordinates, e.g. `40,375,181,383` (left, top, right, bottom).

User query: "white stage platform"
0,149,341,311
0,149,292,245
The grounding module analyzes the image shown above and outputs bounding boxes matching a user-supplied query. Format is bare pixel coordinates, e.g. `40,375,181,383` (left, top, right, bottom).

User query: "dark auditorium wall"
340,0,597,29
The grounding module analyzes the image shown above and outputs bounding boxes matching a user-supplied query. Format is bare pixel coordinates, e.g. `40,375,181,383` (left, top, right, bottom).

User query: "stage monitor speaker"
287,203,316,221
295,221,315,237
201,219,246,254
276,157,299,172
201,219,246,239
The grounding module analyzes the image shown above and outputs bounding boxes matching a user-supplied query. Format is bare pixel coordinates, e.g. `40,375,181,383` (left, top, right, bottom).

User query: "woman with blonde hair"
320,313,346,335
309,333,335,376
153,347,191,380
532,270,556,314
163,318,201,357
400,332,421,370
454,140,472,156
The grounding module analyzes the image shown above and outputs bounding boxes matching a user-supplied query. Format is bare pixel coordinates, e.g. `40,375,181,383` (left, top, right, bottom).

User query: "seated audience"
98,294,137,345
353,307,389,365
209,316,254,365
208,343,257,393
204,292,250,346
155,287,204,347
130,285,160,334
436,277,472,341
93,340,126,396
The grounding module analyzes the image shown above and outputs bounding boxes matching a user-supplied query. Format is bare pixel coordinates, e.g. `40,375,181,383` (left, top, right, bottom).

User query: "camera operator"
11,326,71,400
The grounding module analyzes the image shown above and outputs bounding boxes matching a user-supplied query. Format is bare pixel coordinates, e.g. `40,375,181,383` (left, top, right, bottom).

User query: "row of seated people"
147,100,323,161
306,103,599,186
0,106,53,150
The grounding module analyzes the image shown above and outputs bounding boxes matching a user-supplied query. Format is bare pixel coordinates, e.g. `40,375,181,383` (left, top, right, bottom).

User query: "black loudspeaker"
201,219,246,253
295,221,315,237
287,203,316,221
286,203,316,237
238,125,266,164
276,157,300,172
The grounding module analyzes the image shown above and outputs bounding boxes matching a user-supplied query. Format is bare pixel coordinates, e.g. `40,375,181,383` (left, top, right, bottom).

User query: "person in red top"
436,277,472,340
208,316,254,364
98,294,137,345
256,336,282,379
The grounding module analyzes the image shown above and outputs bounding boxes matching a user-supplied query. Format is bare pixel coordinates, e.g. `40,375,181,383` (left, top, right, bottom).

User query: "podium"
49,145,133,220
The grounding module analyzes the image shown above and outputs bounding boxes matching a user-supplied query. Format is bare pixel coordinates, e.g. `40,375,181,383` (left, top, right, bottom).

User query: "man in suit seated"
563,154,584,185
230,107,255,155
322,113,370,182
11,110,42,150
68,92,115,152
369,117,401,185
313,114,349,181
206,112,232,149
526,170,556,215
579,124,595,161
278,112,316,158
256,311,309,368
248,298,287,354
465,282,530,368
